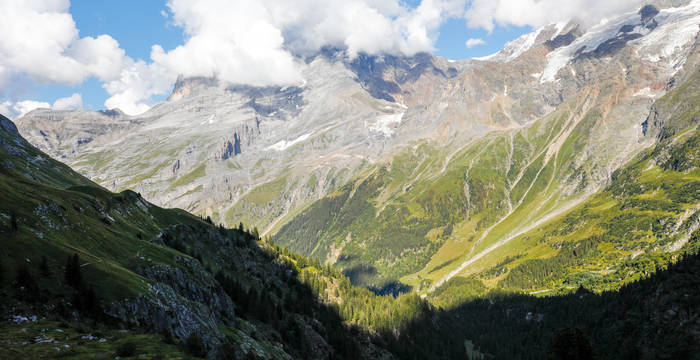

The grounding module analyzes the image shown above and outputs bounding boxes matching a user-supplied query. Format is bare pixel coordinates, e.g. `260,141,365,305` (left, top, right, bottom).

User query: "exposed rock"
545,25,581,50
107,255,236,355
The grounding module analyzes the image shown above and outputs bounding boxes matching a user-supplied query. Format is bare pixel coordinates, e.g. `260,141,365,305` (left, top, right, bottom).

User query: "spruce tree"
252,227,259,240
10,213,17,233
64,254,81,289
39,256,50,278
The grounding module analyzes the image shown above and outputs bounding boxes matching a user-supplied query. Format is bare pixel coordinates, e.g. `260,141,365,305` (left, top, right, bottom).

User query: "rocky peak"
545,23,583,50
168,75,219,101
640,4,661,23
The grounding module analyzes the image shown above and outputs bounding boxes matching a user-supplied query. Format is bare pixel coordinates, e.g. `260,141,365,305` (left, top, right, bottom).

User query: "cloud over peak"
0,0,648,116
465,0,643,32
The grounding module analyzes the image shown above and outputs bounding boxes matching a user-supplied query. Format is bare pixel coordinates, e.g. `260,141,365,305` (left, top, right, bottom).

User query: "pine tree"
10,213,17,233
39,256,50,278
252,227,260,240
64,254,82,289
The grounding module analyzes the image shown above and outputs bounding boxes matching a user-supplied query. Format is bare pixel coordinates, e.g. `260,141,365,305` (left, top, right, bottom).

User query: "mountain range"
2,1,700,358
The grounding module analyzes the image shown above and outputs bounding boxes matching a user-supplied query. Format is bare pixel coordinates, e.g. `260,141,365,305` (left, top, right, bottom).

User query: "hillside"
0,114,396,359
14,2,700,294
1,85,699,359
275,10,700,292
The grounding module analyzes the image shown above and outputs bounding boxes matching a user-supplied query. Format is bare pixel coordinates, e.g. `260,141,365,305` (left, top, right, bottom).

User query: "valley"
2,1,700,358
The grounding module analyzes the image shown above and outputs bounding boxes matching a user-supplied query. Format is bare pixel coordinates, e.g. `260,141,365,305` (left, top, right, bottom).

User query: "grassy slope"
0,116,379,359
275,69,699,298
428,71,699,306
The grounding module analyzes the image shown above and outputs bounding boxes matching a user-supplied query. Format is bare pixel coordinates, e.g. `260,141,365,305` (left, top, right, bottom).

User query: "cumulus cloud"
465,38,485,48
0,93,84,119
52,93,83,110
100,0,469,114
0,0,129,86
0,100,50,119
1,0,650,116
465,0,644,32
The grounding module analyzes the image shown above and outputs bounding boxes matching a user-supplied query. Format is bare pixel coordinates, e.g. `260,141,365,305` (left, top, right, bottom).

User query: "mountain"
13,0,700,296
0,113,400,359
2,109,700,359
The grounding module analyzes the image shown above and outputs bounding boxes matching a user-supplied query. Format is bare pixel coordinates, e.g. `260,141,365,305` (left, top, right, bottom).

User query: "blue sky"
17,1,533,113
36,1,184,110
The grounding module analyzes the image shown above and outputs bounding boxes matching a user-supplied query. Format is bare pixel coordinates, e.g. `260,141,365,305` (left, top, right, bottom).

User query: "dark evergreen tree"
10,212,17,233
64,254,82,289
252,227,259,240
161,327,174,344
39,256,50,278
73,285,100,316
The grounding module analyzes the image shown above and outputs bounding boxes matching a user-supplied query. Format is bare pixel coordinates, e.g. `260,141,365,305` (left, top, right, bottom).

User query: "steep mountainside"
276,4,700,291
0,114,398,359
2,111,699,359
13,2,700,293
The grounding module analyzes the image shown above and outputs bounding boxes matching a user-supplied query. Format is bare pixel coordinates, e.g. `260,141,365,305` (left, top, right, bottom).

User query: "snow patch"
267,133,312,151
475,27,545,62
542,1,700,83
630,1,700,69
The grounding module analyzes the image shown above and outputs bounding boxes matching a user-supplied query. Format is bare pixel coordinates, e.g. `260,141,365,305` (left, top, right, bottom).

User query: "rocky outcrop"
106,255,236,355
215,133,242,160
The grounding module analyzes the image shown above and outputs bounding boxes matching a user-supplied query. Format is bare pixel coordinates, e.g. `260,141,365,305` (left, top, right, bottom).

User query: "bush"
115,341,137,357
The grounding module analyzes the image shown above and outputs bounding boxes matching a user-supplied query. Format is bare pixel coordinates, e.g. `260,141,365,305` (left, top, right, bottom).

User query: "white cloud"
103,59,173,115
99,0,468,114
0,0,129,86
0,100,50,119
1,0,651,116
465,38,485,48
465,0,644,32
52,93,83,110
0,93,83,119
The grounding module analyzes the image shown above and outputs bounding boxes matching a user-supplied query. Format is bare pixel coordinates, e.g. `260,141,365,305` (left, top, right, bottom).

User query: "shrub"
115,342,137,357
